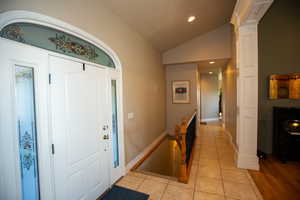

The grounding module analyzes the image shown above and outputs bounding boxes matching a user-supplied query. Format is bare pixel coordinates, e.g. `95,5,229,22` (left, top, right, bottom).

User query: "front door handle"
103,134,109,140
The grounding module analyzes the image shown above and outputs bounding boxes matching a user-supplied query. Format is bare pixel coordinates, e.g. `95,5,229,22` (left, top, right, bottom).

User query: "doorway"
0,11,124,200
198,59,228,124
200,72,222,122
200,73,221,122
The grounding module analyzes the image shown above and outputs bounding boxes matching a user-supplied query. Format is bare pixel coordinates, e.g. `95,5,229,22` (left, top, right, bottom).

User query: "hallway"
116,122,262,200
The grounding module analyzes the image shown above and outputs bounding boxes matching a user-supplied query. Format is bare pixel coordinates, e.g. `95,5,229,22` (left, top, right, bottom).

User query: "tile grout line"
192,153,199,200
245,172,264,200
193,126,203,199
215,125,227,199
159,180,169,200
135,175,147,191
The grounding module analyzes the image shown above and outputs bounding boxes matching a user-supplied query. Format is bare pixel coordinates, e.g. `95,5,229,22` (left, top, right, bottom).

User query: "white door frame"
231,0,273,170
0,10,125,199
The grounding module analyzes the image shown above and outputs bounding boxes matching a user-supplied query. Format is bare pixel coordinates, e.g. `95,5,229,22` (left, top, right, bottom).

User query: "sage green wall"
258,0,300,154
0,0,166,164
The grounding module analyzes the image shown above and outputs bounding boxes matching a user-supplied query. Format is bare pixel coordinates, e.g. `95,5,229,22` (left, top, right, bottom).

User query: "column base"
236,152,259,170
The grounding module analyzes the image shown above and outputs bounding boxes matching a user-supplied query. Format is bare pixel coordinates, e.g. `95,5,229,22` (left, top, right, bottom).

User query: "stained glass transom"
0,22,115,68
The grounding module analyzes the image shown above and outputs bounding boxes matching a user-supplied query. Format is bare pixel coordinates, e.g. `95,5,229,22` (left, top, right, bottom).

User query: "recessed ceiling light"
188,16,196,23
209,61,215,64
209,72,213,74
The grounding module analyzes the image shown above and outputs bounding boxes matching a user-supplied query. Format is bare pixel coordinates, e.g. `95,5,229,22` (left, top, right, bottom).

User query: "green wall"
258,0,300,154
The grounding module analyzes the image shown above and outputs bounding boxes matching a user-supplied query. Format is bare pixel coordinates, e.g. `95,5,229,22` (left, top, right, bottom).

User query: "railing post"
175,125,180,141
178,121,188,183
176,112,197,183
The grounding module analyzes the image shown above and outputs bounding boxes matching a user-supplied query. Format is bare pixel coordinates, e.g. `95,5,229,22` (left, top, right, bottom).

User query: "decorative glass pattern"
16,66,40,200
0,22,115,68
111,80,120,168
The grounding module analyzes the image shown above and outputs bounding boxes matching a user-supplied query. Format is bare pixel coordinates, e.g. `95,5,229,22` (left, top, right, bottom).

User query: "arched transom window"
0,22,115,68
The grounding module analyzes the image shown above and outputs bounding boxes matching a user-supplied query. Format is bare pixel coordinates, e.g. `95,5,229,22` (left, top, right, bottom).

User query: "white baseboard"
125,131,167,172
224,129,237,155
201,117,219,122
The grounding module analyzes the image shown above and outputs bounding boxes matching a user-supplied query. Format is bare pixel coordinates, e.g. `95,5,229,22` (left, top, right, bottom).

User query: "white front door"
50,56,110,200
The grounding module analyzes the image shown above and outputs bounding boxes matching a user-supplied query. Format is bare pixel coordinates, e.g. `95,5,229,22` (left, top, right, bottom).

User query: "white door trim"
0,10,125,199
107,69,126,183
231,0,273,170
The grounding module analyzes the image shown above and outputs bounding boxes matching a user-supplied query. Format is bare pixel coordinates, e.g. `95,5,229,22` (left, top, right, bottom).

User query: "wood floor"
249,156,300,200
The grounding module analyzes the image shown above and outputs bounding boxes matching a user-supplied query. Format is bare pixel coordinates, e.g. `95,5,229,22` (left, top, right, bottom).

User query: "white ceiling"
102,0,236,52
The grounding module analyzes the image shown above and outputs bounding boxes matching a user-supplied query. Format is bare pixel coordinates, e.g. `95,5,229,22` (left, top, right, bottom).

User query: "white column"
235,24,259,170
231,0,274,171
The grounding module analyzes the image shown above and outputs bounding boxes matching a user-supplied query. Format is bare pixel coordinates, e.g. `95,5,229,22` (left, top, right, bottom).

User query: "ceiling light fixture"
188,16,196,23
209,61,215,64
209,72,213,74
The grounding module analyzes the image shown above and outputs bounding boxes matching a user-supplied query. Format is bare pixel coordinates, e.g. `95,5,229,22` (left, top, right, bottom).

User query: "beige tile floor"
116,121,263,200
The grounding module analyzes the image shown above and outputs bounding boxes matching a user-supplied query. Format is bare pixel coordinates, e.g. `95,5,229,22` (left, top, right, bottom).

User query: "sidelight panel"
15,65,40,200
111,80,119,168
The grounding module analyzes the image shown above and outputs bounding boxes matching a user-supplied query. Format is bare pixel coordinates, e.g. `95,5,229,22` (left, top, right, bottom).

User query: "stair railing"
176,110,197,183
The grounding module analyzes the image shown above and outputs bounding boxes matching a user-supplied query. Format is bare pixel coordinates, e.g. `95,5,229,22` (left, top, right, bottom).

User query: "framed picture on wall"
172,80,190,104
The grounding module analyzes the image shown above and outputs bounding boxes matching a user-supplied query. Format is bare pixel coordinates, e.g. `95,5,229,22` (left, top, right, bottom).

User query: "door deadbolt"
102,125,109,130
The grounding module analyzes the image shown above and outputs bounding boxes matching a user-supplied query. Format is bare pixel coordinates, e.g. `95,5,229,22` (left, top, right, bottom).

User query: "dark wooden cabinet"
273,107,300,162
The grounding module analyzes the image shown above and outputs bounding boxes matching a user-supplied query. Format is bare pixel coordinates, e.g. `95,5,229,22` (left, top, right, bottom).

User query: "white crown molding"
0,10,122,70
231,0,274,27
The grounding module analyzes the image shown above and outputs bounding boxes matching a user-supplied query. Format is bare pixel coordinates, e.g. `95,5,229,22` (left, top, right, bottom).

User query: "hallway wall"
166,63,198,135
200,74,219,120
1,0,166,164
222,26,237,146
163,24,232,65
223,60,237,146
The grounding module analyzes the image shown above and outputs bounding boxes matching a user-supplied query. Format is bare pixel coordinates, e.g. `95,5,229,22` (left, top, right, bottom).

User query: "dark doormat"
100,185,149,200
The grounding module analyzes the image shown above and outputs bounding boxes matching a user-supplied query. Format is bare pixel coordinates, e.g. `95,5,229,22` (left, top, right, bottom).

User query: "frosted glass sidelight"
15,66,40,200
111,80,119,168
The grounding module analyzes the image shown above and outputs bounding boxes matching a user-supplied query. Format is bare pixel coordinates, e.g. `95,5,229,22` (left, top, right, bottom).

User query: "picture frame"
269,73,300,99
172,80,190,104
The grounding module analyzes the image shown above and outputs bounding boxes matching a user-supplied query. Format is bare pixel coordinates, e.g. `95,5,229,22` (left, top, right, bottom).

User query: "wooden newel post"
178,120,188,183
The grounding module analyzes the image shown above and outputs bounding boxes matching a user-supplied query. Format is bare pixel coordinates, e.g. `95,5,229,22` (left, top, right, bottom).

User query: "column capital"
231,0,273,29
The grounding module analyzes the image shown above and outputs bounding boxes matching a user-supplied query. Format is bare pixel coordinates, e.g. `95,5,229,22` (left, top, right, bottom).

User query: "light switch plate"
128,112,134,119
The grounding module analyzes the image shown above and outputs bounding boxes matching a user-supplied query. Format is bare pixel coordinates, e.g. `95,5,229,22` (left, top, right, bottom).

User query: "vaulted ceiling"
102,0,236,52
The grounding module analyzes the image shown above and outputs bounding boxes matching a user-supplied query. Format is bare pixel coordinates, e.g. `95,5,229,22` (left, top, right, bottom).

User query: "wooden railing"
175,110,197,183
